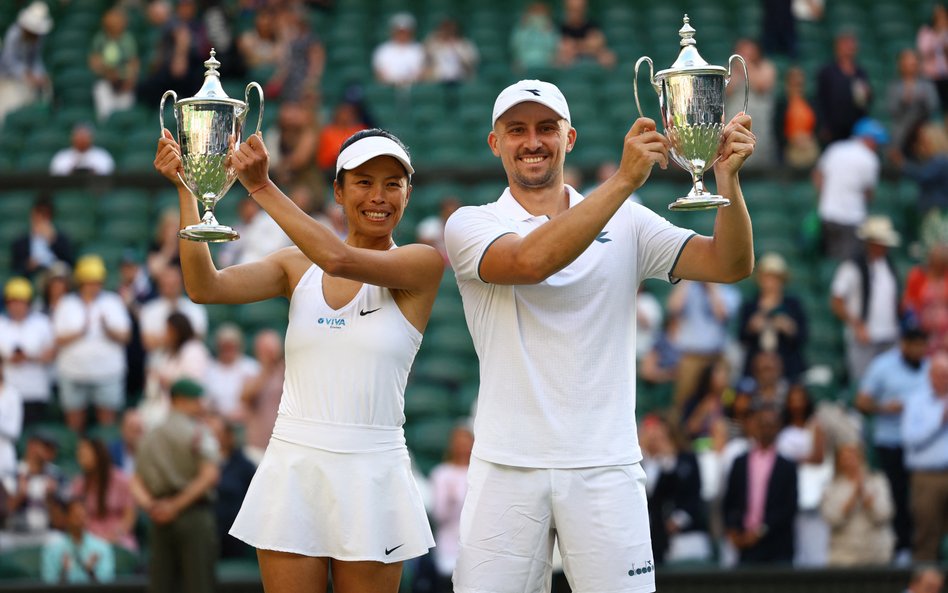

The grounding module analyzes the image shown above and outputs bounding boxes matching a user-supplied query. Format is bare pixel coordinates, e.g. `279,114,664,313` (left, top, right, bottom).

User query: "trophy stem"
668,174,731,211
178,201,240,243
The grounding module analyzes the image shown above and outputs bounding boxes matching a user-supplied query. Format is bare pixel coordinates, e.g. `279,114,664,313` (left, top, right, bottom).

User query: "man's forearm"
709,172,754,281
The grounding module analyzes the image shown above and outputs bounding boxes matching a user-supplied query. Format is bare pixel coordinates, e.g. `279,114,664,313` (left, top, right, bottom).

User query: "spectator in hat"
816,30,873,145
901,350,948,562
40,496,116,584
89,7,139,123
0,0,52,127
373,12,425,87
737,252,808,382
814,118,887,260
831,215,903,385
854,324,929,560
10,198,75,281
49,123,115,176
131,378,219,593
0,277,54,426
53,255,131,433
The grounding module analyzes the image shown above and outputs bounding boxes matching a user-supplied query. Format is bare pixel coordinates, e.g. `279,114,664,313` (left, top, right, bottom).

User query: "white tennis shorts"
453,457,655,593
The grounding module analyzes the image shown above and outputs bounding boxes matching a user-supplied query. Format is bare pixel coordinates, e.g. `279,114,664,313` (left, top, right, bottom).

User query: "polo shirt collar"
497,185,583,222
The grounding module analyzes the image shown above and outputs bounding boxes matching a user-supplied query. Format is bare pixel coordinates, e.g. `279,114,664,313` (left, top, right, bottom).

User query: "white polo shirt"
817,138,879,226
0,312,54,402
444,186,694,468
139,296,209,343
54,292,131,381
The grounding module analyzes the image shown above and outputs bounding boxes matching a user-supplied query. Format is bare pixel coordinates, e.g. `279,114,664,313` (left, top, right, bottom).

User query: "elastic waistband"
271,414,406,453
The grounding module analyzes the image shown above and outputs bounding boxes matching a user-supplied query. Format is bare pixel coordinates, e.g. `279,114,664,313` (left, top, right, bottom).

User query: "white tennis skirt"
229,423,434,563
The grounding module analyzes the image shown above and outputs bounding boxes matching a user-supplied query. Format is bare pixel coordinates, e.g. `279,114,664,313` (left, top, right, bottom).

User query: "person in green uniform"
130,378,220,593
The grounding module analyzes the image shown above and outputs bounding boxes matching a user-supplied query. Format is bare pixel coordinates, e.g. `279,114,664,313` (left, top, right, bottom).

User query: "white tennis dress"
229,264,434,562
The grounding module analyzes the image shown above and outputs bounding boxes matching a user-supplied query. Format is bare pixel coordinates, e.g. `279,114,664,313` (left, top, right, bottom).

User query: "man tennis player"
444,80,755,593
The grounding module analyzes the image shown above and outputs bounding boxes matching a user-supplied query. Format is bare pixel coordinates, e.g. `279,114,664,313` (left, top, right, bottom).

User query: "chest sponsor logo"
317,317,346,329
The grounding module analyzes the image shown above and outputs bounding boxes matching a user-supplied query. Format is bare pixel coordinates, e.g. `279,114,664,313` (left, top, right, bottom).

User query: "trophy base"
668,195,731,211
178,223,240,243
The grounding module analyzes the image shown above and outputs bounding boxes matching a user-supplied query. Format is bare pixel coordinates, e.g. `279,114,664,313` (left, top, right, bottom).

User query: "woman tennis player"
154,127,441,592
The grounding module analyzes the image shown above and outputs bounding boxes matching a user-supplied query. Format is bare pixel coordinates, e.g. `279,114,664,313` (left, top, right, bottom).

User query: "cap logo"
524,89,542,96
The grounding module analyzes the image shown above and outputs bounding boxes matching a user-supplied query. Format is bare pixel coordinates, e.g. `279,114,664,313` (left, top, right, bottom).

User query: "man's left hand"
714,113,755,177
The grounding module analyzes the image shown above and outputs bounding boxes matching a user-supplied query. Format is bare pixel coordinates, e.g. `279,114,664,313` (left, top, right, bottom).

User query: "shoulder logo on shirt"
628,560,654,578
595,231,612,243
317,317,346,329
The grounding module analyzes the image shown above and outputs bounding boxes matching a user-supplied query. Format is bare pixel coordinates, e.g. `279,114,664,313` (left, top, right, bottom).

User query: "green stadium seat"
17,149,57,172
234,299,290,335
411,352,476,386
404,382,455,418
405,416,459,467
0,191,36,220
217,557,260,581
0,546,42,580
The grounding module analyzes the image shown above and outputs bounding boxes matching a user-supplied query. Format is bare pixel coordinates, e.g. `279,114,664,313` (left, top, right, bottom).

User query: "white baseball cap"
492,80,571,127
335,135,414,178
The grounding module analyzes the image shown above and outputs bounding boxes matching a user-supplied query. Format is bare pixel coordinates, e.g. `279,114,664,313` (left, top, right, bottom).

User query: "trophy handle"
245,82,265,136
726,54,749,117
159,90,177,136
633,56,656,119
159,90,188,189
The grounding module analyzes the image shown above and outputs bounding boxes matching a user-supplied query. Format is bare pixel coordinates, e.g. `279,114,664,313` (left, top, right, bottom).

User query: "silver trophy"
160,49,264,241
634,15,748,211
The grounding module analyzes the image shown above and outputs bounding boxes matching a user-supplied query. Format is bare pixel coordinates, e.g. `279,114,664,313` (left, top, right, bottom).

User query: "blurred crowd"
1,0,948,590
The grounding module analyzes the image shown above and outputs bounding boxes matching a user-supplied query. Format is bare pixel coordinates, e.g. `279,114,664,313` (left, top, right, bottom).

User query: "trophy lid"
177,49,245,107
655,15,727,80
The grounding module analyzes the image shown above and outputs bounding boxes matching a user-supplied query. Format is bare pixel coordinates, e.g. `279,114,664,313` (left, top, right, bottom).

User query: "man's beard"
512,164,557,189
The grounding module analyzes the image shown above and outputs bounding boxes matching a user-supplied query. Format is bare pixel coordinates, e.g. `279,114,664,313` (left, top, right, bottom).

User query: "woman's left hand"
229,132,272,192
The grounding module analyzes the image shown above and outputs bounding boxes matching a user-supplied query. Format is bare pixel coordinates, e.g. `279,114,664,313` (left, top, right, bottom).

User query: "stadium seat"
0,546,42,580
404,382,455,418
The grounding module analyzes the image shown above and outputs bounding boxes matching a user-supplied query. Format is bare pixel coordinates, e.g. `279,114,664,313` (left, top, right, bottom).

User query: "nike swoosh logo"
360,308,381,316
384,544,404,556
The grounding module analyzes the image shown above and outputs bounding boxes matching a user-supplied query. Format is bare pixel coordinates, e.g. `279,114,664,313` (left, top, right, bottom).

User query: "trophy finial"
679,15,696,47
204,49,221,78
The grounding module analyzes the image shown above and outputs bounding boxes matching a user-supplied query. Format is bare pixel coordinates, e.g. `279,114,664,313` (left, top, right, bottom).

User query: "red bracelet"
248,181,272,196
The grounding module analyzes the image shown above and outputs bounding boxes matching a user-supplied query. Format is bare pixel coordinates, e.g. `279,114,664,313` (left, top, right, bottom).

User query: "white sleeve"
830,261,857,298
630,203,696,283
444,206,517,283
104,295,131,333
0,386,23,442
52,299,82,336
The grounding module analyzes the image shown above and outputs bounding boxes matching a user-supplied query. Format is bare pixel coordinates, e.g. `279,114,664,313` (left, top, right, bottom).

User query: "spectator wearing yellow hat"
52,256,131,433
0,277,54,426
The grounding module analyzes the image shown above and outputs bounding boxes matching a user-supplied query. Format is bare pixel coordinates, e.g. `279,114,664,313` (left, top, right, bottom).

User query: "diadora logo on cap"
317,317,346,329
628,560,653,577
524,88,541,96
595,231,611,243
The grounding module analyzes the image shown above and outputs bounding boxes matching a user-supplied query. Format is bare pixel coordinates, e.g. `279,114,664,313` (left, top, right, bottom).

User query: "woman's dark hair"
81,437,113,519
782,384,815,425
335,128,411,184
166,311,195,354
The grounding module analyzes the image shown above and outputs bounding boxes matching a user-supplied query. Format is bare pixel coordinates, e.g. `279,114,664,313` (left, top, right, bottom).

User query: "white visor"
335,136,414,178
